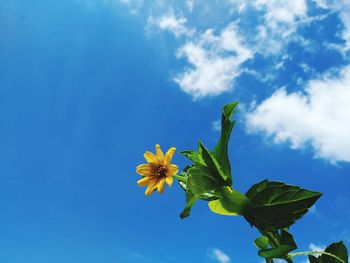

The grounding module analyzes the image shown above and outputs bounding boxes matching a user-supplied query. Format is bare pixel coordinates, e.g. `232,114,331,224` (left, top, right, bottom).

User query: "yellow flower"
136,144,178,196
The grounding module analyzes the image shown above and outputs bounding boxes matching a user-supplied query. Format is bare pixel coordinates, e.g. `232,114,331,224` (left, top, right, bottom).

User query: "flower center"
153,164,167,178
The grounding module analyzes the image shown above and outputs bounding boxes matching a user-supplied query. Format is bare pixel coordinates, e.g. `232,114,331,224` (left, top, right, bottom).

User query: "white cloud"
339,9,350,51
253,0,308,55
212,119,221,131
119,0,143,14
246,65,350,164
210,248,231,263
186,0,194,12
174,23,252,98
147,10,192,37
309,243,326,252
143,1,349,100
255,0,307,25
312,0,350,51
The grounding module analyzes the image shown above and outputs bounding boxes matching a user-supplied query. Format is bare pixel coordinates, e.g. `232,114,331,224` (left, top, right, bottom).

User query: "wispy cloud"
309,243,326,251
147,9,193,37
252,0,308,55
212,119,221,132
246,65,350,164
312,0,350,52
119,0,144,14
186,0,194,13
174,23,252,99
209,248,231,263
143,1,350,100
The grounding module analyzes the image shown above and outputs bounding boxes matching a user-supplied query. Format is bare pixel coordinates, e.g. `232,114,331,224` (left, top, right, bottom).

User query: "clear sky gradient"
0,1,349,263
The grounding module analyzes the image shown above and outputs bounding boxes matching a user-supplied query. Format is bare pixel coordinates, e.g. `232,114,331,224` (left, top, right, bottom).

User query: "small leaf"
245,180,322,229
208,187,250,216
180,189,198,219
213,102,239,185
180,150,205,165
258,230,297,258
254,236,269,250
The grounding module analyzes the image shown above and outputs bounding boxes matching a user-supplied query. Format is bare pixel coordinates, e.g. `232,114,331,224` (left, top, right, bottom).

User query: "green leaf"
199,141,228,183
245,180,322,229
179,102,239,218
180,141,231,218
318,241,348,263
258,230,297,258
180,189,198,219
208,186,250,216
181,150,205,165
179,164,229,218
254,236,269,250
213,102,239,185
179,180,220,201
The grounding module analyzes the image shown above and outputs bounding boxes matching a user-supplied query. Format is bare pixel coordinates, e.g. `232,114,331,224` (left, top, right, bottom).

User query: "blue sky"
0,1,349,262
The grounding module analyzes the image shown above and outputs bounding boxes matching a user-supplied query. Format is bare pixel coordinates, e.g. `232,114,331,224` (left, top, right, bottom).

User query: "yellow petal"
167,164,179,176
157,178,166,193
136,164,153,176
144,151,157,163
164,147,176,165
165,176,173,186
155,144,165,163
145,178,159,196
137,176,153,187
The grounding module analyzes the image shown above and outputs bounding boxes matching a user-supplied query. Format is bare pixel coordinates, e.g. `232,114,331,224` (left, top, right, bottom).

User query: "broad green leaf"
179,180,220,201
179,163,229,218
317,241,348,263
180,141,231,218
258,230,297,258
199,141,228,183
245,180,322,229
178,165,219,218
254,236,269,250
208,187,250,216
213,102,239,185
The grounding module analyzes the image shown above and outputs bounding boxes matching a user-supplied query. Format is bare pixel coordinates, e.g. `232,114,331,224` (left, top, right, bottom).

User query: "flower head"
136,144,178,195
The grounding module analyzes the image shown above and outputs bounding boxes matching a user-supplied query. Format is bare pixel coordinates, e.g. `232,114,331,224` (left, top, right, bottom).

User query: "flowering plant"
137,102,348,263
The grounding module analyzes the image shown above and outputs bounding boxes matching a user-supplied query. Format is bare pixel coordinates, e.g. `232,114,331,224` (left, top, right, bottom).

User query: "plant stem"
289,251,345,263
258,229,294,263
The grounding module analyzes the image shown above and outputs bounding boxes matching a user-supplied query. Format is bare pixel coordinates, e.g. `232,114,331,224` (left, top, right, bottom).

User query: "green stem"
289,251,345,263
172,174,187,183
258,229,294,263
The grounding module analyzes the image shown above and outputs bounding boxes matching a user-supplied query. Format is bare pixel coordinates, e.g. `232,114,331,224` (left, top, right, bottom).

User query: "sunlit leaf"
208,187,250,216
213,102,239,185
254,236,269,250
